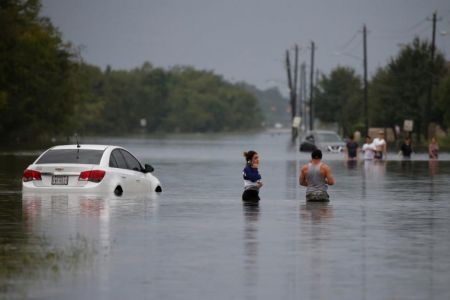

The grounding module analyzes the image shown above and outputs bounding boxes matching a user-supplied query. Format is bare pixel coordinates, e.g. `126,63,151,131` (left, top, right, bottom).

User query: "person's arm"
299,165,308,186
321,164,335,185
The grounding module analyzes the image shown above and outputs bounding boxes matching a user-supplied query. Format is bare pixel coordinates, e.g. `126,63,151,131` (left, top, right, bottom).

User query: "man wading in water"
299,149,335,201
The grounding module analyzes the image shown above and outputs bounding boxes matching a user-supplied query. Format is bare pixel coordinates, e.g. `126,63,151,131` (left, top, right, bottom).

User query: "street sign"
292,116,301,128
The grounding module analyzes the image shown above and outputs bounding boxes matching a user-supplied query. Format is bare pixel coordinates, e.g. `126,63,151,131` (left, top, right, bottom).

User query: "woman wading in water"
242,151,263,202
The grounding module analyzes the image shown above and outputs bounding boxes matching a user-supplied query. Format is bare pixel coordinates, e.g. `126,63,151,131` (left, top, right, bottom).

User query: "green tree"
69,63,106,134
437,73,450,130
163,67,262,132
314,66,362,135
369,38,447,138
0,0,75,141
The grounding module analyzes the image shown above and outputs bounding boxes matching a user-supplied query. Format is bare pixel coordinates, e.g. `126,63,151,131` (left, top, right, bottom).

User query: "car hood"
317,142,346,152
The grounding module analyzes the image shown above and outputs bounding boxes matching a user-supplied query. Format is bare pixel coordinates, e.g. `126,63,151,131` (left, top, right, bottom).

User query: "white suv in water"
22,144,162,195
299,130,346,153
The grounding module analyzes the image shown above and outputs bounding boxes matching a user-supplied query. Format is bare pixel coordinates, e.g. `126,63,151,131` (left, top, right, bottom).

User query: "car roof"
49,144,113,151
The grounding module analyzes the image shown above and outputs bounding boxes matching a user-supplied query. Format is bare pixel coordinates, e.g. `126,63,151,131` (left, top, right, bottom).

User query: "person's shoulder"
320,163,331,170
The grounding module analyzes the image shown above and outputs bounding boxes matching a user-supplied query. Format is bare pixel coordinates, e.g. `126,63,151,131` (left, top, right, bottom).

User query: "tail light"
79,170,106,183
23,169,42,182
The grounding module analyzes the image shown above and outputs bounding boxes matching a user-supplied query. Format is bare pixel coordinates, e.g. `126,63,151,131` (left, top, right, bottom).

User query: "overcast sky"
42,0,450,94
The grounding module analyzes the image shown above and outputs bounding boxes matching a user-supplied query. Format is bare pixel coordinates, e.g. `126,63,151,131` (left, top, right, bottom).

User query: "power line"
337,30,360,51
372,18,429,39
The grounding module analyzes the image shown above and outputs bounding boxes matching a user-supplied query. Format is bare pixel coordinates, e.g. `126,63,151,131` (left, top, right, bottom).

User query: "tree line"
1,0,267,144
4,1,448,144
314,38,449,140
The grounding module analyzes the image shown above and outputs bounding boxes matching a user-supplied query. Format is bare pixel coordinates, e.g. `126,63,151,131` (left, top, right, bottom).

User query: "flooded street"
1,132,450,300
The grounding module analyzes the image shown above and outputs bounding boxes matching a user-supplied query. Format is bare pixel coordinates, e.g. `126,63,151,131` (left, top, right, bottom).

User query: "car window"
36,149,104,164
109,153,118,168
120,150,142,172
111,149,128,169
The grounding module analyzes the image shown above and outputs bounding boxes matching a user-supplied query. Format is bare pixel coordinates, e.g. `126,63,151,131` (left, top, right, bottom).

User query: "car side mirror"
144,164,154,173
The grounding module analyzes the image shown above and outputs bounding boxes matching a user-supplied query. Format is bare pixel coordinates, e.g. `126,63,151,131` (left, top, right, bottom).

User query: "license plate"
51,175,68,185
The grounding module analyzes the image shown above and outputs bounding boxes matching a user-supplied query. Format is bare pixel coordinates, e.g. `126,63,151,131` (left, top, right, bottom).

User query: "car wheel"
114,186,123,196
155,185,162,193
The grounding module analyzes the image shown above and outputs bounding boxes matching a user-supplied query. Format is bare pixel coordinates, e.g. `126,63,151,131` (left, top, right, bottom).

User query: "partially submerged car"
22,144,162,196
299,130,346,153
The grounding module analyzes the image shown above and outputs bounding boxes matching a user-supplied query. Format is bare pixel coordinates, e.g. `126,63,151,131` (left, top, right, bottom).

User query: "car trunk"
32,164,96,187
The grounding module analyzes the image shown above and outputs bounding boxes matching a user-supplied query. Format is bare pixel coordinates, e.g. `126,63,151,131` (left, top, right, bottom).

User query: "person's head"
311,149,322,160
243,150,259,167
365,135,372,143
348,134,354,141
378,130,385,138
431,136,437,143
405,137,411,144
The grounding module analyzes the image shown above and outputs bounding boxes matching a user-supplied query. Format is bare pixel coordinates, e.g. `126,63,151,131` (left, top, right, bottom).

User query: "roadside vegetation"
1,0,449,146
315,38,449,144
1,0,267,144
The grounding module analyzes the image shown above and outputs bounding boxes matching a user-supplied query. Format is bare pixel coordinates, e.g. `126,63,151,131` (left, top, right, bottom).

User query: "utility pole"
285,48,293,115
285,45,300,140
309,41,315,131
425,11,439,140
363,24,369,136
299,62,306,130
293,44,299,123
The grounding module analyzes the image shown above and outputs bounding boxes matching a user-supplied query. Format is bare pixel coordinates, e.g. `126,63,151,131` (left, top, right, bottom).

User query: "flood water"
1,132,450,300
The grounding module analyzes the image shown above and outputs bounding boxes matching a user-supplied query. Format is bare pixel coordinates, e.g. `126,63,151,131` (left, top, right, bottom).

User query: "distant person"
299,149,335,202
242,151,263,202
362,136,376,160
428,136,439,159
345,134,359,161
373,130,387,160
399,137,413,159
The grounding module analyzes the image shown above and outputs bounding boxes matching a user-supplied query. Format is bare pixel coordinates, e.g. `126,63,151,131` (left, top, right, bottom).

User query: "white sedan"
22,144,162,196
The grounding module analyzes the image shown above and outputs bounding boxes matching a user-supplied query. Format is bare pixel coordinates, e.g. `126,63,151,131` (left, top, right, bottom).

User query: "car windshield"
317,133,342,143
36,149,104,164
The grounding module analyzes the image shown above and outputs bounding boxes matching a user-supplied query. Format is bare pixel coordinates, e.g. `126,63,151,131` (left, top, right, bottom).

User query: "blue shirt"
243,165,261,182
243,165,261,190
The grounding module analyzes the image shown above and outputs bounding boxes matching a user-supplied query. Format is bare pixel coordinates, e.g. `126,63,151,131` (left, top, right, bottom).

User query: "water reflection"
286,160,298,201
299,202,333,224
345,159,358,170
22,191,159,219
362,160,386,183
242,202,260,293
428,159,439,177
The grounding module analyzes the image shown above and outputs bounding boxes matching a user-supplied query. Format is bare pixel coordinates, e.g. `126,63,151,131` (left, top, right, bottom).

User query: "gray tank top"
306,162,327,193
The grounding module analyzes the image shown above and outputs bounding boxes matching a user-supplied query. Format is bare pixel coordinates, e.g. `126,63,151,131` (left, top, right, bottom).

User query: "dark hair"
243,150,257,165
311,149,322,159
